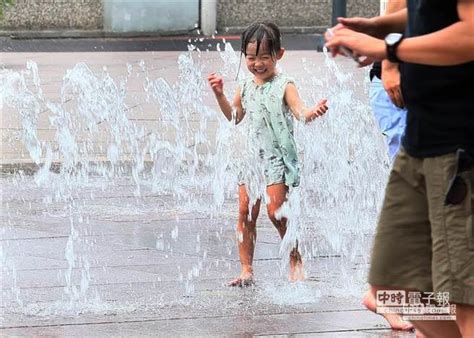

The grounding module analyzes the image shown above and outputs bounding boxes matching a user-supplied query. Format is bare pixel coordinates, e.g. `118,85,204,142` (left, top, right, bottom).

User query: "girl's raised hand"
207,73,224,97
312,99,328,118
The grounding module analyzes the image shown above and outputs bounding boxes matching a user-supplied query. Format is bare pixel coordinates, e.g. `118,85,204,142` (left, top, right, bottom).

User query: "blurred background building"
0,0,381,37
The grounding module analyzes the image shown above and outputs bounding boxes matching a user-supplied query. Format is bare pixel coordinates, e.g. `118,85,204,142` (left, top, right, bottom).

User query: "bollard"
331,0,347,26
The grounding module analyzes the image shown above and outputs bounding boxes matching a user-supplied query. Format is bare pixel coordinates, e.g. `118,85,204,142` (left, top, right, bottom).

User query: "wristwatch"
385,33,404,63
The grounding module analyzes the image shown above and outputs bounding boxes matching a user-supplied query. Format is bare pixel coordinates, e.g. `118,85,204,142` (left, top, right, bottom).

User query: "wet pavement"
1,38,414,336
1,176,415,337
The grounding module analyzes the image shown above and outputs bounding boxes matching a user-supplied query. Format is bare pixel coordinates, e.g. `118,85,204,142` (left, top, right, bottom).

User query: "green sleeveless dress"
239,73,300,187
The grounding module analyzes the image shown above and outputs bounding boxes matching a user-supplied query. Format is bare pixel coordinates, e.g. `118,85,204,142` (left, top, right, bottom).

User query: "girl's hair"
240,22,281,57
236,22,281,79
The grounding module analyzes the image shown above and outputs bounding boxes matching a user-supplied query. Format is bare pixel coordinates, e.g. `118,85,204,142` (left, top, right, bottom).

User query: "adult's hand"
337,17,378,36
381,61,404,108
324,28,386,62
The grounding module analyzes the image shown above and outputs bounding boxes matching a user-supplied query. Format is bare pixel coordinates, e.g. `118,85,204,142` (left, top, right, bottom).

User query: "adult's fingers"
357,56,374,67
325,39,345,58
387,89,397,106
337,16,374,35
325,29,356,49
393,88,405,108
398,90,405,108
337,17,357,25
337,17,363,30
326,23,346,35
388,88,404,108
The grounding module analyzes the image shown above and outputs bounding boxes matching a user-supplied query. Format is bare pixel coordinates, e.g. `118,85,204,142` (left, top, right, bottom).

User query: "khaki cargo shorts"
369,148,474,305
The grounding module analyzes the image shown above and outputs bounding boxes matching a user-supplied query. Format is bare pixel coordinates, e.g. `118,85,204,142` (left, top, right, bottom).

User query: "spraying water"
0,43,389,317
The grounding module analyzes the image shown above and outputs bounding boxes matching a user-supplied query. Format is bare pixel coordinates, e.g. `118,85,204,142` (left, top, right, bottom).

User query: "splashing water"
0,43,389,317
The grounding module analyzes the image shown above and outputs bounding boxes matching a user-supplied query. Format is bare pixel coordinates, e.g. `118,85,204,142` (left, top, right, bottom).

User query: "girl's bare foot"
362,290,414,331
228,269,254,287
289,250,305,282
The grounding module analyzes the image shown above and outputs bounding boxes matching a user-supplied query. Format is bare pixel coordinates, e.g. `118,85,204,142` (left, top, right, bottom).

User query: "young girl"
208,22,328,287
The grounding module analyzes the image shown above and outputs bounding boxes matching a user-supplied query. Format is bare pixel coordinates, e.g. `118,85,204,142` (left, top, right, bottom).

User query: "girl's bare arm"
208,73,245,124
284,83,328,123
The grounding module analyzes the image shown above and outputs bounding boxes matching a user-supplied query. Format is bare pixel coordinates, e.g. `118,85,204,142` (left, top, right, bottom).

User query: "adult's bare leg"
454,303,474,338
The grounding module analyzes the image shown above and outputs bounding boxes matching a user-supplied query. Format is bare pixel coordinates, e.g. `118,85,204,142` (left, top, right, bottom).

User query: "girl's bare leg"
266,183,304,281
228,185,261,287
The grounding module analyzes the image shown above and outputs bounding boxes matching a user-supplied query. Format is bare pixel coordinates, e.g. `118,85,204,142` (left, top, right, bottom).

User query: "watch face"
386,33,403,46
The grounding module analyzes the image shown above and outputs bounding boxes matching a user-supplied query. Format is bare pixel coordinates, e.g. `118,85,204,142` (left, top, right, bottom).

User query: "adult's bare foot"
289,250,305,282
362,290,414,331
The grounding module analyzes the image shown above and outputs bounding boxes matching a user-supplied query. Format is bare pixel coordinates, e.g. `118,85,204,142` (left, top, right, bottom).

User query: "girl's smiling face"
245,40,284,83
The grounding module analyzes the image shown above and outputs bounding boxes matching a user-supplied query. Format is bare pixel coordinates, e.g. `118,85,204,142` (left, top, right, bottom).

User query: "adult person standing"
363,2,413,332
325,1,474,337
369,58,406,162
368,0,407,164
